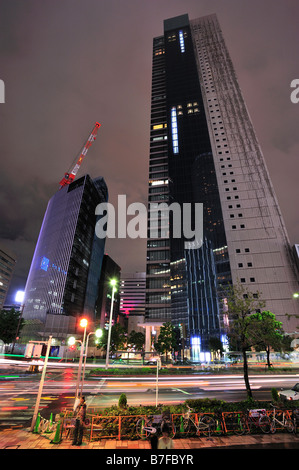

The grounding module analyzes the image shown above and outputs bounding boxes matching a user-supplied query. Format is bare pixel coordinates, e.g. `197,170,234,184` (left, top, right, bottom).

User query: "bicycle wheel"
270,421,276,433
200,415,216,437
259,415,271,434
285,419,294,433
136,418,151,439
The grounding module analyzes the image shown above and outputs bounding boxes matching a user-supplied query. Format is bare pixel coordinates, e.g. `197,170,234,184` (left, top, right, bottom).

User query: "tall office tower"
145,13,299,356
0,243,16,310
120,272,146,333
22,175,108,342
96,254,121,330
293,245,299,274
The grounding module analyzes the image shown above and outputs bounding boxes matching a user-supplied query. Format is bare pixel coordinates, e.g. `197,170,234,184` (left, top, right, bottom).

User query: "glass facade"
146,13,299,351
22,175,108,340
145,15,231,352
0,244,16,309
146,34,172,322
96,254,121,329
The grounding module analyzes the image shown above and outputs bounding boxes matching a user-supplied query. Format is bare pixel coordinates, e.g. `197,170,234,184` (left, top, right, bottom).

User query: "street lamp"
73,318,88,409
293,293,299,299
105,279,117,369
67,336,77,347
80,328,103,396
80,318,88,329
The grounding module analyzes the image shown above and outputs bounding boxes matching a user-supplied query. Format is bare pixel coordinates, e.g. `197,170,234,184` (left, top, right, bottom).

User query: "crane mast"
59,122,101,188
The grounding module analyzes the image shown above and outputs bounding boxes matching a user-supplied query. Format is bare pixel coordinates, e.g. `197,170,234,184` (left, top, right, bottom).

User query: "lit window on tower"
171,107,179,154
179,30,185,53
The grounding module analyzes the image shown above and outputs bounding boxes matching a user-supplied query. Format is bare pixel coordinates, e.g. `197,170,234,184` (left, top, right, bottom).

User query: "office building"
120,272,146,334
96,254,121,330
145,14,299,356
21,174,108,342
0,243,16,310
293,245,299,274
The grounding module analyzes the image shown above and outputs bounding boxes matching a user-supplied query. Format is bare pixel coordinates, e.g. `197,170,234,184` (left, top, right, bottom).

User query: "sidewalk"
1,426,299,449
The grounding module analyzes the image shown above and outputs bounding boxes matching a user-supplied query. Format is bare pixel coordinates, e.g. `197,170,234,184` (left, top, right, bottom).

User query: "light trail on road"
1,359,299,428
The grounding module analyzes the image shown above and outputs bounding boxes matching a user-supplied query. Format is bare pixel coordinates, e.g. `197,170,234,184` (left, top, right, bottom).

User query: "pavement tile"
104,440,116,449
1,427,299,449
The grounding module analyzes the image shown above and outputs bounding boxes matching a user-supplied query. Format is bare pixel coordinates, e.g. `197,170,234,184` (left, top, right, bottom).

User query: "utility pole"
105,279,117,369
155,358,161,407
73,319,88,409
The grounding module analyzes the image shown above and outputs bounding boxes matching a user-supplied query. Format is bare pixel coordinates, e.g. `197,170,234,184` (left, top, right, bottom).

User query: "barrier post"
118,416,122,440
33,413,41,434
50,420,62,444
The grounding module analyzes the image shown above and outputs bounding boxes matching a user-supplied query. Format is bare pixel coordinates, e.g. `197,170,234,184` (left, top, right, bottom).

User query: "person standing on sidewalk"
72,396,87,446
149,431,158,450
157,425,174,449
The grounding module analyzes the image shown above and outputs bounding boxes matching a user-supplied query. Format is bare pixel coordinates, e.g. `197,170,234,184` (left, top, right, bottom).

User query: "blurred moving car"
145,356,160,365
279,383,299,401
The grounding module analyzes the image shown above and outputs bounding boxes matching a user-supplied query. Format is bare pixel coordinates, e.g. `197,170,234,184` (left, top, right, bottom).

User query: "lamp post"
105,279,117,369
73,318,88,409
80,328,102,397
67,335,81,399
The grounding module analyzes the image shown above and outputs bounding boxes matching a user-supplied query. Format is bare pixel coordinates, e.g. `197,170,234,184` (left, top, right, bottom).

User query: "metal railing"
35,407,299,442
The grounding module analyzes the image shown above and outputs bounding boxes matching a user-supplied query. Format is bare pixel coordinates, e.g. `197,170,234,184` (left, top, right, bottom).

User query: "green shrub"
271,387,279,402
118,393,127,408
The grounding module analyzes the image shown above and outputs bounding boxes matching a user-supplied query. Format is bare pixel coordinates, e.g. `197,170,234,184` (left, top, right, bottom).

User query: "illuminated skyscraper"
96,254,121,330
22,175,108,341
145,14,299,356
0,243,16,310
120,272,146,334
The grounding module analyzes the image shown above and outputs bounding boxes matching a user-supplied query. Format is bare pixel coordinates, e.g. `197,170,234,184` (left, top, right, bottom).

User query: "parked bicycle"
136,412,176,439
269,404,294,433
182,404,216,437
246,408,271,434
222,411,247,435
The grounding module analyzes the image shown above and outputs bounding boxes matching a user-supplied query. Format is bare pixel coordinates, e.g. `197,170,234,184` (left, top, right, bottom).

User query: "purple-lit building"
21,175,108,342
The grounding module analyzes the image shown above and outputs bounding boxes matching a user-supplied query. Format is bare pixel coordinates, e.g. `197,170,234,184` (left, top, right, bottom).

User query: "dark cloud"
1,0,298,300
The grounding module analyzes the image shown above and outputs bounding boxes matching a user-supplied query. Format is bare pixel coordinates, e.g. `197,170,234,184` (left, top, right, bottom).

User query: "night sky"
1,0,299,303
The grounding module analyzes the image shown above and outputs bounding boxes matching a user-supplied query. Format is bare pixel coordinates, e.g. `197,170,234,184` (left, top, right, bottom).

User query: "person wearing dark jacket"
72,396,86,446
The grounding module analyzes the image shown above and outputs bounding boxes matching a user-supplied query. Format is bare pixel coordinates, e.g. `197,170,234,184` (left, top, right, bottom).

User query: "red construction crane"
59,121,101,188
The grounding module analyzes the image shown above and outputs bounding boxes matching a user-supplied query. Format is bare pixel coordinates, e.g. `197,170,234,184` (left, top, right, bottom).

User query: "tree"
97,323,126,355
154,322,177,361
247,310,284,368
222,282,265,398
0,308,24,344
208,337,224,362
128,330,145,350
208,337,223,354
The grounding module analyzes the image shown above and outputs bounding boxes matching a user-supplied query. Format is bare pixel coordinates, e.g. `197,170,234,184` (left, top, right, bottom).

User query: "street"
1,359,299,429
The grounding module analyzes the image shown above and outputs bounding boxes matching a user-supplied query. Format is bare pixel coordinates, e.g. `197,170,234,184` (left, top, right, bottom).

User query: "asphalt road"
0,360,298,429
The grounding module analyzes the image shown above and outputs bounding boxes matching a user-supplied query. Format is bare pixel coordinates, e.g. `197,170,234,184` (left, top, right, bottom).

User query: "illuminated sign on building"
40,257,50,272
